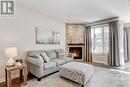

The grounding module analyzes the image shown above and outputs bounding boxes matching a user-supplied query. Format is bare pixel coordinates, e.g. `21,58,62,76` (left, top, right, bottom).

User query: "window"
91,24,109,53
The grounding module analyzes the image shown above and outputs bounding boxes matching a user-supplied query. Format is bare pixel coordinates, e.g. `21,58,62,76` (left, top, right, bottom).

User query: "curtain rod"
66,23,85,26
85,17,119,26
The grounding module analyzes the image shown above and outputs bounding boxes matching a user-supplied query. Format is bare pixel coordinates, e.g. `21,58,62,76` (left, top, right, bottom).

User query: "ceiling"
17,0,130,23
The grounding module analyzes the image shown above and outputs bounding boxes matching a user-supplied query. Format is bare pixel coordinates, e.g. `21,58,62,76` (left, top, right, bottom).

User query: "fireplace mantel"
68,43,85,45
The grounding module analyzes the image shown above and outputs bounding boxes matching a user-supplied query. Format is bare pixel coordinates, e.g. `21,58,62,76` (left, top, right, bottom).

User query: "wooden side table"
5,65,27,87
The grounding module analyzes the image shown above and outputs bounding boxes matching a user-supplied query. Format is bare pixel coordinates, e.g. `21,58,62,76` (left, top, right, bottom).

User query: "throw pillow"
45,50,57,59
55,49,67,58
57,51,66,58
38,56,45,62
41,52,50,62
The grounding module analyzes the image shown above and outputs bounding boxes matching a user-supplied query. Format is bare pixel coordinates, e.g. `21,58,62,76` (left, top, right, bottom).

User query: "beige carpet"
23,67,130,87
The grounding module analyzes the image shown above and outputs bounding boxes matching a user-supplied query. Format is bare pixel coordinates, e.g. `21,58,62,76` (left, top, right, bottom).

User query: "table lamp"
5,47,17,66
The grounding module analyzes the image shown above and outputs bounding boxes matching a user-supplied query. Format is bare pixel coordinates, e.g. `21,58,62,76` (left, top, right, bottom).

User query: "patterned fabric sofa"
26,49,74,81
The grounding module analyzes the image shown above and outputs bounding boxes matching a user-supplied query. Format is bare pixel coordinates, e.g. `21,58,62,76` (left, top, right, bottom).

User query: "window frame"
91,24,109,54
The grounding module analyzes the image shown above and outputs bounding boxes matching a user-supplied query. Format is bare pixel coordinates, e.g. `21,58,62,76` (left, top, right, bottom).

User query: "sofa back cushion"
40,52,50,62
45,50,57,59
28,51,42,59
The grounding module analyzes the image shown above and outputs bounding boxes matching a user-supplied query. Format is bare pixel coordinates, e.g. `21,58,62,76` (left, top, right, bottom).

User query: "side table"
5,65,27,87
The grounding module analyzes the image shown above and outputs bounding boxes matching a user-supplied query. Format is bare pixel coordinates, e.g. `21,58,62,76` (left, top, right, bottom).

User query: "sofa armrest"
26,57,44,67
26,57,44,78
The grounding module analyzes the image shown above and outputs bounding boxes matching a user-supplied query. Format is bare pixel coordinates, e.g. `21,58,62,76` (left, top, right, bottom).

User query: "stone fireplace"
66,24,85,61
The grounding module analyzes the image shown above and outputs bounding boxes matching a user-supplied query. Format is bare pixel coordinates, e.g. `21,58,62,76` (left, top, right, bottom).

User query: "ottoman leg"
82,85,84,87
37,78,41,81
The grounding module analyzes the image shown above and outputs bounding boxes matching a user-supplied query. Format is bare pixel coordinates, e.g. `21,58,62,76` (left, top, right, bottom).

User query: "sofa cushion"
45,50,57,59
62,57,74,63
51,59,66,66
41,52,50,62
43,61,56,70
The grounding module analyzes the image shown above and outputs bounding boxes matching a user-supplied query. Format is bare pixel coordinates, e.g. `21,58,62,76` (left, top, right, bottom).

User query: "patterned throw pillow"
40,52,50,62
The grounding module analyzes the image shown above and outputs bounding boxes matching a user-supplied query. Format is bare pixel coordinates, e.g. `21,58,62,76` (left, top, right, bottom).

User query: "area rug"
23,67,130,87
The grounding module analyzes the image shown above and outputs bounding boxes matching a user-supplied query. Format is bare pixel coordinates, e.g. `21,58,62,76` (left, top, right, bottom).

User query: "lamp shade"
5,47,17,58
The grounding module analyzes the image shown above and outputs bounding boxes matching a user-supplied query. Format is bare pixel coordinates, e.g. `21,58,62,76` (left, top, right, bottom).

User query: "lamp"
5,47,17,66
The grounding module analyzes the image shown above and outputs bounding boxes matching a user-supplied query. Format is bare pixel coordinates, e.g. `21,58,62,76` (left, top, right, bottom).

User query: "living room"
0,0,130,87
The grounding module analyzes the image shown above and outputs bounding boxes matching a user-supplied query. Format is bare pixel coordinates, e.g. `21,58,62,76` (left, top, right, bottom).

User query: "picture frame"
36,27,60,44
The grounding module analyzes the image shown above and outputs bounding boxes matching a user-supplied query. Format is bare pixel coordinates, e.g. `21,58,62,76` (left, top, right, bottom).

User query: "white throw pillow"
57,51,66,58
41,52,50,62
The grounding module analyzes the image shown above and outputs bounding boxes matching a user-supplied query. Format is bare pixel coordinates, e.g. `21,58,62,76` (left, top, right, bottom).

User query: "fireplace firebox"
69,47,82,59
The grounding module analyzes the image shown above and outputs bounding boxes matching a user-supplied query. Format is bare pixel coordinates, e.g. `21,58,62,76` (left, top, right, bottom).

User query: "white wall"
0,4,66,81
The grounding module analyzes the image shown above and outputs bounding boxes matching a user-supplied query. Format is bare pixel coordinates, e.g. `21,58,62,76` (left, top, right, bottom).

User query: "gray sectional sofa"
26,49,74,81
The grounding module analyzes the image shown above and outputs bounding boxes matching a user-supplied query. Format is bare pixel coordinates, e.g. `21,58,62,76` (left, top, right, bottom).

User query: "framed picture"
36,28,60,44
